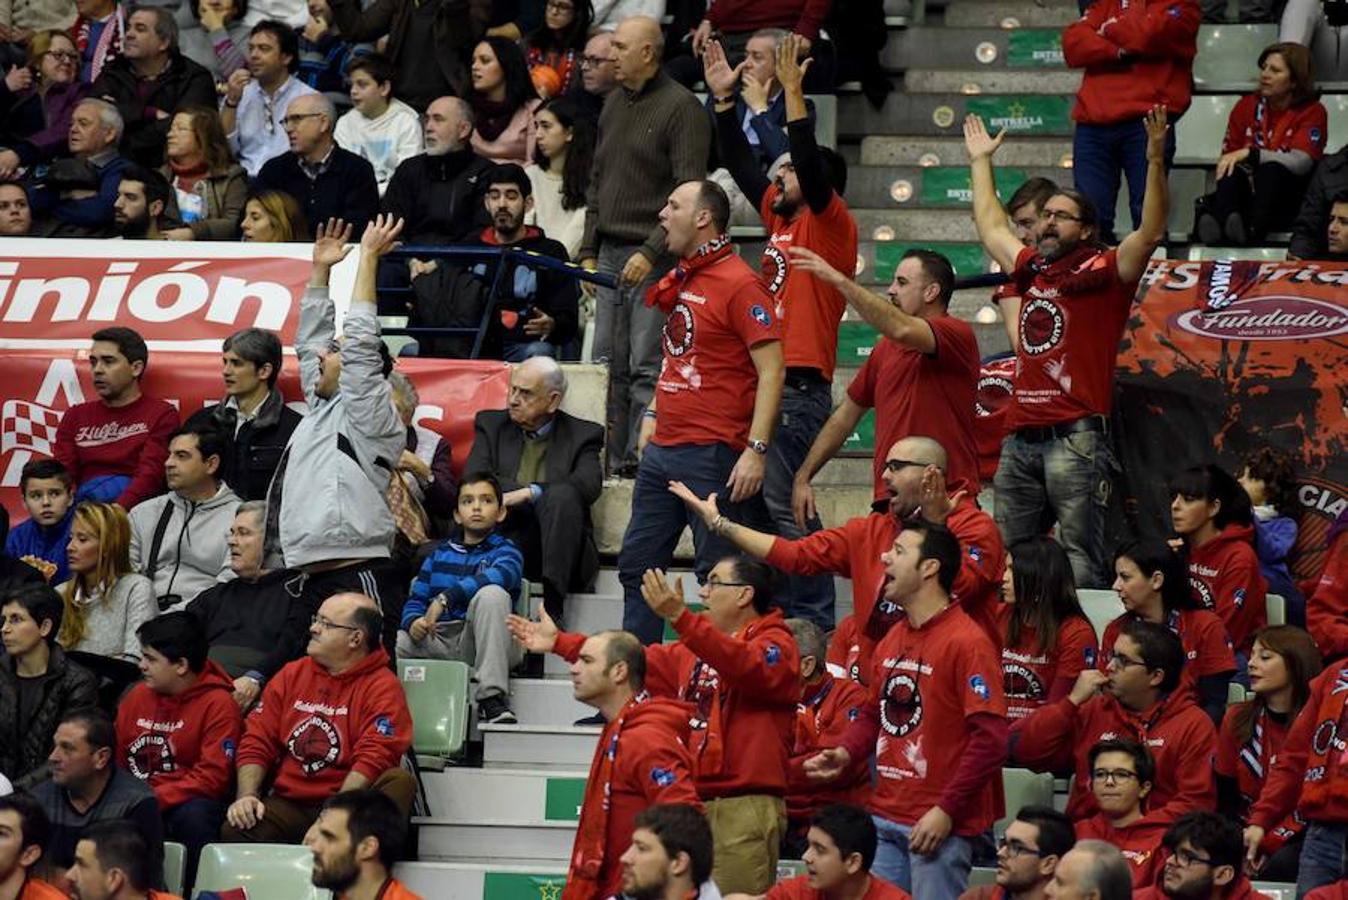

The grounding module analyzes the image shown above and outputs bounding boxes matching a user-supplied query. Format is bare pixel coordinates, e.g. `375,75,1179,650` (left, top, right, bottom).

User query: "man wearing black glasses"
221,591,416,844
1138,813,1271,900
1075,739,1170,888
961,805,1074,900
1012,619,1217,824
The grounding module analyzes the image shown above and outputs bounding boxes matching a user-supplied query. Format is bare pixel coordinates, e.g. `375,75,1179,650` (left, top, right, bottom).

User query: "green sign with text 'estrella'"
836,321,881,365
920,167,1028,207
543,777,586,821
1007,30,1064,67
965,95,1072,134
483,872,568,900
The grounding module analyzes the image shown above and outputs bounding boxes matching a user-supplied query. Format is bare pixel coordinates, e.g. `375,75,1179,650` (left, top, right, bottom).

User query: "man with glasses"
1076,739,1170,887
1012,619,1217,823
964,107,1171,590
221,591,415,844
960,805,1074,900
1137,813,1272,900
671,435,1004,686
569,31,616,119
256,92,379,236
222,20,318,177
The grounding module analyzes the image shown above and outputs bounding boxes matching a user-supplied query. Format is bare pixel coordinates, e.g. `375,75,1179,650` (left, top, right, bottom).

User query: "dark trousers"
296,559,408,659
1072,116,1177,244
219,768,417,844
1207,162,1309,241
500,482,597,621
165,798,227,893
619,442,773,644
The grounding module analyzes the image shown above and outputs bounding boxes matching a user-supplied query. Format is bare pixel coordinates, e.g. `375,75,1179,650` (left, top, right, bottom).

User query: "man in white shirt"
222,19,317,177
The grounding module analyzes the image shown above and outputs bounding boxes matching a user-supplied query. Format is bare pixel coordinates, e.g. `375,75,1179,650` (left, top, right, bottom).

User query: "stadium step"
884,26,1065,70
415,818,575,862
904,68,1081,94
854,208,980,242
421,767,590,821
840,92,1075,139
393,862,567,899
480,723,601,768
509,679,594,726
942,0,1080,27
860,135,1074,168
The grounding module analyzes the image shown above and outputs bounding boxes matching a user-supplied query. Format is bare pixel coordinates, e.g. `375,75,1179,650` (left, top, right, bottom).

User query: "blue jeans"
1072,117,1177,244
1299,822,1348,898
871,816,973,900
502,340,557,362
619,442,772,644
761,377,835,629
993,429,1117,588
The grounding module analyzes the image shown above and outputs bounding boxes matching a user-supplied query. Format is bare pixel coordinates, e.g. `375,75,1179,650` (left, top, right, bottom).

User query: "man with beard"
704,32,854,630
304,790,422,900
383,97,492,245
617,805,717,900
804,523,1008,900
959,806,1074,900
670,435,1004,685
963,106,1170,590
1136,813,1273,900
113,166,173,239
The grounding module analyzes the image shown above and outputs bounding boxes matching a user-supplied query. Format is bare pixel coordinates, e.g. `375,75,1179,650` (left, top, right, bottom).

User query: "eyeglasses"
1170,848,1214,868
282,112,324,128
1091,768,1140,784
996,838,1047,858
1106,652,1148,670
1039,209,1082,224
706,577,750,589
45,50,79,62
311,614,360,633
580,55,610,68
883,458,929,473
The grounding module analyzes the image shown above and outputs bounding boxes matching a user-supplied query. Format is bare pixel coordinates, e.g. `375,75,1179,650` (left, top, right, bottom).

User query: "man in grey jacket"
264,214,408,656
128,422,239,613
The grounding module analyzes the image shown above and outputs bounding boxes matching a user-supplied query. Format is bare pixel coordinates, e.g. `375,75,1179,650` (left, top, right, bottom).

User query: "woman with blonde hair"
0,29,89,177
55,501,155,662
238,189,310,242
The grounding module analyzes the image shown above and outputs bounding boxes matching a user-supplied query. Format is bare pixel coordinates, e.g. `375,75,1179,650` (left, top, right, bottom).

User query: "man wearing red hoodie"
504,620,701,900
221,592,415,844
53,326,179,510
1011,619,1216,822
1307,512,1348,661
115,612,241,890
805,522,1008,900
1060,0,1198,245
1074,739,1169,888
1136,813,1273,900
671,435,1004,686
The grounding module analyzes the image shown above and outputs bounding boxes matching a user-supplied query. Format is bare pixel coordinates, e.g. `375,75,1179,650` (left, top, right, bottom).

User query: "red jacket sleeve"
633,741,702,810
949,507,1006,642
235,668,288,771
1102,0,1200,59
789,682,869,790
1248,681,1319,830
794,0,831,40
154,695,243,810
1308,535,1348,662
672,610,800,699
117,402,178,510
554,630,586,663
765,518,863,577
1009,696,1080,773
1062,2,1126,68
939,713,1010,820
1223,96,1253,154
1153,711,1218,821
348,675,414,784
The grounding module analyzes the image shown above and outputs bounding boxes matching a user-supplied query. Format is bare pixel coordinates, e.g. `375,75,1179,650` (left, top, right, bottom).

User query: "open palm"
312,218,353,267
963,114,1005,160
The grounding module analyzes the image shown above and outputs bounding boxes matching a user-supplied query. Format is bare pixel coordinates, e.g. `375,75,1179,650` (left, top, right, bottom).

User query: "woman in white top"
524,97,594,260
55,501,155,663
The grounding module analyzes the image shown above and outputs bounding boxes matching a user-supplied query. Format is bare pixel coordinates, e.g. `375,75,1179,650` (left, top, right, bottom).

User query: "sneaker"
478,695,517,725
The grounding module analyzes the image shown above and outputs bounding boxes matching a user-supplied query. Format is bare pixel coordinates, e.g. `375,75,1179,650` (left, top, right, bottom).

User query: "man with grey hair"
31,98,129,236
1047,840,1133,900
465,356,604,620
570,30,617,119
256,91,379,236
90,6,215,167
384,95,493,245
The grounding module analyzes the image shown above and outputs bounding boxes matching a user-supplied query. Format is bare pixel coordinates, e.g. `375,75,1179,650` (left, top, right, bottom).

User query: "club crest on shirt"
749,305,773,328
650,766,677,787
287,714,342,774
663,304,695,357
1019,297,1065,356
969,673,991,700
1233,587,1247,609
880,672,922,737
765,644,782,665
374,715,395,737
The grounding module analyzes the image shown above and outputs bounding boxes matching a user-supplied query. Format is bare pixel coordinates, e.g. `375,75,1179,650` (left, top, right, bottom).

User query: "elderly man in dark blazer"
464,357,604,620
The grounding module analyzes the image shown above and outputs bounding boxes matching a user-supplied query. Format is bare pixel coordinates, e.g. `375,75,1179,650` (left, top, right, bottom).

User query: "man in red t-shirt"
705,33,856,632
789,247,980,512
753,804,912,900
617,179,785,646
53,326,179,511
964,107,1170,589
805,523,1008,900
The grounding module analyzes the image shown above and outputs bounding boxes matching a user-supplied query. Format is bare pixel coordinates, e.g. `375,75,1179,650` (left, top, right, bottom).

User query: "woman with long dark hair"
523,0,593,97
1106,538,1236,724
997,535,1098,721
525,96,594,259
1217,625,1320,881
467,36,540,166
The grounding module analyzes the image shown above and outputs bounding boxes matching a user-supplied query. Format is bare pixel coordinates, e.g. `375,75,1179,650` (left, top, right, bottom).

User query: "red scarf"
564,692,650,900
74,8,123,82
169,157,209,192
1011,243,1118,299
645,234,734,312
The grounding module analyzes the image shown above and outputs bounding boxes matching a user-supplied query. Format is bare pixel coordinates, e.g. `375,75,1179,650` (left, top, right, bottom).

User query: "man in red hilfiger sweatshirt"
503,622,700,900
1308,513,1348,661
805,522,1008,900
671,435,1004,687
114,612,241,889
53,326,179,510
1011,618,1216,822
221,593,415,845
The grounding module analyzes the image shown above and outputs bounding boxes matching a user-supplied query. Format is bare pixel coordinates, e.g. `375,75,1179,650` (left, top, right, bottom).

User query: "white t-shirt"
334,98,425,196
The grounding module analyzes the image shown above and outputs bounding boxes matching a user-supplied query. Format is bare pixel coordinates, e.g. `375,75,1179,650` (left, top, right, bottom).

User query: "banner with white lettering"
1117,259,1348,581
0,239,511,521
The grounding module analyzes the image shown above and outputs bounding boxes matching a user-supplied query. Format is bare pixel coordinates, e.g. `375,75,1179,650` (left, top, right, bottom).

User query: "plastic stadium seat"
193,844,330,899
997,769,1055,838
1192,25,1278,91
777,860,808,881
1267,594,1287,627
398,659,471,769
1174,96,1239,166
970,867,998,887
163,842,185,897
1324,94,1348,153
1077,589,1124,643
1228,681,1251,705
1253,883,1297,900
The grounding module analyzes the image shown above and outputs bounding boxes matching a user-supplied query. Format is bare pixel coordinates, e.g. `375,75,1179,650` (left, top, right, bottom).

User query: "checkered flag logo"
1,400,61,457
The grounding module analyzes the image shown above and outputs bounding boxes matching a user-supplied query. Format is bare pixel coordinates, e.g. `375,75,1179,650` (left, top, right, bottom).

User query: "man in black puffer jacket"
0,582,98,789
1289,143,1348,260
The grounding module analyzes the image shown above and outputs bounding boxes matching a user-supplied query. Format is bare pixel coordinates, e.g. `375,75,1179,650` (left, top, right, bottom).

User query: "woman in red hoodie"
1170,464,1269,667
1217,625,1321,883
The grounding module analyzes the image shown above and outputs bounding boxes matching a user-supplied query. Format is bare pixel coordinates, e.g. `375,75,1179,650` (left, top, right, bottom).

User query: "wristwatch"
749,439,769,455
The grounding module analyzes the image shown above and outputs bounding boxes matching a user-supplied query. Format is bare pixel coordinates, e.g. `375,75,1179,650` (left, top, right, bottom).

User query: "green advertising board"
543,777,586,821
836,321,881,365
842,409,876,453
483,872,568,900
873,243,985,282
965,95,1072,134
920,167,1028,207
1006,30,1064,67
663,602,707,642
